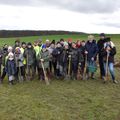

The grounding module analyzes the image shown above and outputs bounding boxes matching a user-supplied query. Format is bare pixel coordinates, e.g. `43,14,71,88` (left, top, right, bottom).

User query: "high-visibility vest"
20,47,26,65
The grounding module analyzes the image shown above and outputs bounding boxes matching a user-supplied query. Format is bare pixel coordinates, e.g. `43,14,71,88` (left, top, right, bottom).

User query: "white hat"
8,46,13,52
64,41,68,46
46,39,50,42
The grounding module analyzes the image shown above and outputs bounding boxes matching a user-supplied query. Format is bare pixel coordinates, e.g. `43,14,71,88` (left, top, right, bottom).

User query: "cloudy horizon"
0,0,120,33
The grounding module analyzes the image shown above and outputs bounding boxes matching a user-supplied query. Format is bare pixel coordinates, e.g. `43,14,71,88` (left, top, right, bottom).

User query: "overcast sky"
0,0,120,33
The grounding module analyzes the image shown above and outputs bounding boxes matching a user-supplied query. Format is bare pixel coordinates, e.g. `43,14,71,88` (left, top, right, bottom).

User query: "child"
5,52,16,85
14,47,25,82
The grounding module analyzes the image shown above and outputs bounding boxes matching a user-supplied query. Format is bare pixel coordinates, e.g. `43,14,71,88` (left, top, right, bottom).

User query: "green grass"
0,34,120,120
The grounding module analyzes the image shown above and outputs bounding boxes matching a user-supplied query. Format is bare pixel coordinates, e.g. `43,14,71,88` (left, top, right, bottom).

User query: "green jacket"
24,48,36,66
39,50,50,69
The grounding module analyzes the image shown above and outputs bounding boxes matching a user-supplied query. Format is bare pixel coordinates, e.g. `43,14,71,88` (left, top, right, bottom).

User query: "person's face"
42,48,46,52
57,43,61,48
81,42,85,46
64,45,68,49
16,42,19,46
100,36,105,40
22,44,26,49
28,45,32,48
72,43,76,48
51,44,55,49
77,41,81,45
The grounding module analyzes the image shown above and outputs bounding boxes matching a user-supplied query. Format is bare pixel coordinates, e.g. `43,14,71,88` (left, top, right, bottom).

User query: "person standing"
97,33,107,80
85,35,98,79
101,37,118,84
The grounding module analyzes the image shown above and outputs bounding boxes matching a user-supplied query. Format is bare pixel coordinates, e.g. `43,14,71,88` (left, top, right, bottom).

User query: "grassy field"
0,34,120,120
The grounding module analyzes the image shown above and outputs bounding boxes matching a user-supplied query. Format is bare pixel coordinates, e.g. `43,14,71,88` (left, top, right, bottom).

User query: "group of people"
0,33,118,85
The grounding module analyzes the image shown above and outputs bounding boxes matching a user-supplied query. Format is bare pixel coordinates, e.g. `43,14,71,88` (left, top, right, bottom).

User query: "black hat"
22,42,26,45
100,33,105,37
27,42,32,46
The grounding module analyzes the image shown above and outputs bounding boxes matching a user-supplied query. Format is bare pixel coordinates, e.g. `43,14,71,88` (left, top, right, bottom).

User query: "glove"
68,55,71,58
91,57,94,61
41,59,44,62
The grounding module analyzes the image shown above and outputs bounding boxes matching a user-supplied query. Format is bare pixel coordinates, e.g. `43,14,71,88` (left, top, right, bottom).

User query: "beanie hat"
64,41,68,46
27,42,32,46
42,44,46,49
68,38,72,42
100,33,105,37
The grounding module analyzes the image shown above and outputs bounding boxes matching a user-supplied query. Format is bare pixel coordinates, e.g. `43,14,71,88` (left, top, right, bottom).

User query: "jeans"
104,62,115,81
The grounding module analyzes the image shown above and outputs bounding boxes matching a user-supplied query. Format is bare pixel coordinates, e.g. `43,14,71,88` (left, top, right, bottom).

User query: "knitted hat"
100,33,105,37
42,44,46,49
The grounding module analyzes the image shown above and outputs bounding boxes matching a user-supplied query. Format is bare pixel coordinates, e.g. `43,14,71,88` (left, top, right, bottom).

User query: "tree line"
0,30,85,38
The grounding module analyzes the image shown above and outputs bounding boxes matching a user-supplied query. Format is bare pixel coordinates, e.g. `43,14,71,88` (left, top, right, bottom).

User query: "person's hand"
79,63,81,65
68,55,71,58
85,51,88,54
58,51,60,54
41,59,44,62
106,46,111,51
91,57,94,61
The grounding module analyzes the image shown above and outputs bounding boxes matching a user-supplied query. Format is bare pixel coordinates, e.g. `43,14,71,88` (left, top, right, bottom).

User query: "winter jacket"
52,47,63,63
97,38,107,56
5,59,17,76
14,53,24,67
2,48,8,66
85,40,98,61
101,46,116,63
23,47,36,66
69,48,83,63
39,49,50,69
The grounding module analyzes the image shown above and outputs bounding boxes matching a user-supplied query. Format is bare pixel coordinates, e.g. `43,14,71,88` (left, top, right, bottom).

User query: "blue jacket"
5,60,17,76
85,40,98,61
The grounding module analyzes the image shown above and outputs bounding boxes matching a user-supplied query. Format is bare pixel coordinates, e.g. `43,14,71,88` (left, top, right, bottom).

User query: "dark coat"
24,47,36,65
101,46,116,63
85,40,98,61
97,38,107,56
5,59,17,76
39,49,50,69
69,48,83,63
2,48,8,66
52,47,63,63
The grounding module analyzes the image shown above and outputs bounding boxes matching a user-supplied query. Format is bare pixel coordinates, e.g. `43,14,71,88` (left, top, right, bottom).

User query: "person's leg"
1,67,6,83
15,67,19,82
108,63,117,83
86,61,90,80
21,66,25,80
32,65,35,80
99,56,105,78
72,61,78,80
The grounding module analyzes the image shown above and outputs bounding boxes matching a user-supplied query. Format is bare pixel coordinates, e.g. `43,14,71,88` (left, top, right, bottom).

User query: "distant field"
0,34,120,120
0,34,120,46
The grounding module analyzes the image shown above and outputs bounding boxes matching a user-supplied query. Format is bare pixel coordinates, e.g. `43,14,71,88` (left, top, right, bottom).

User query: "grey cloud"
0,0,120,13
95,22,120,28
